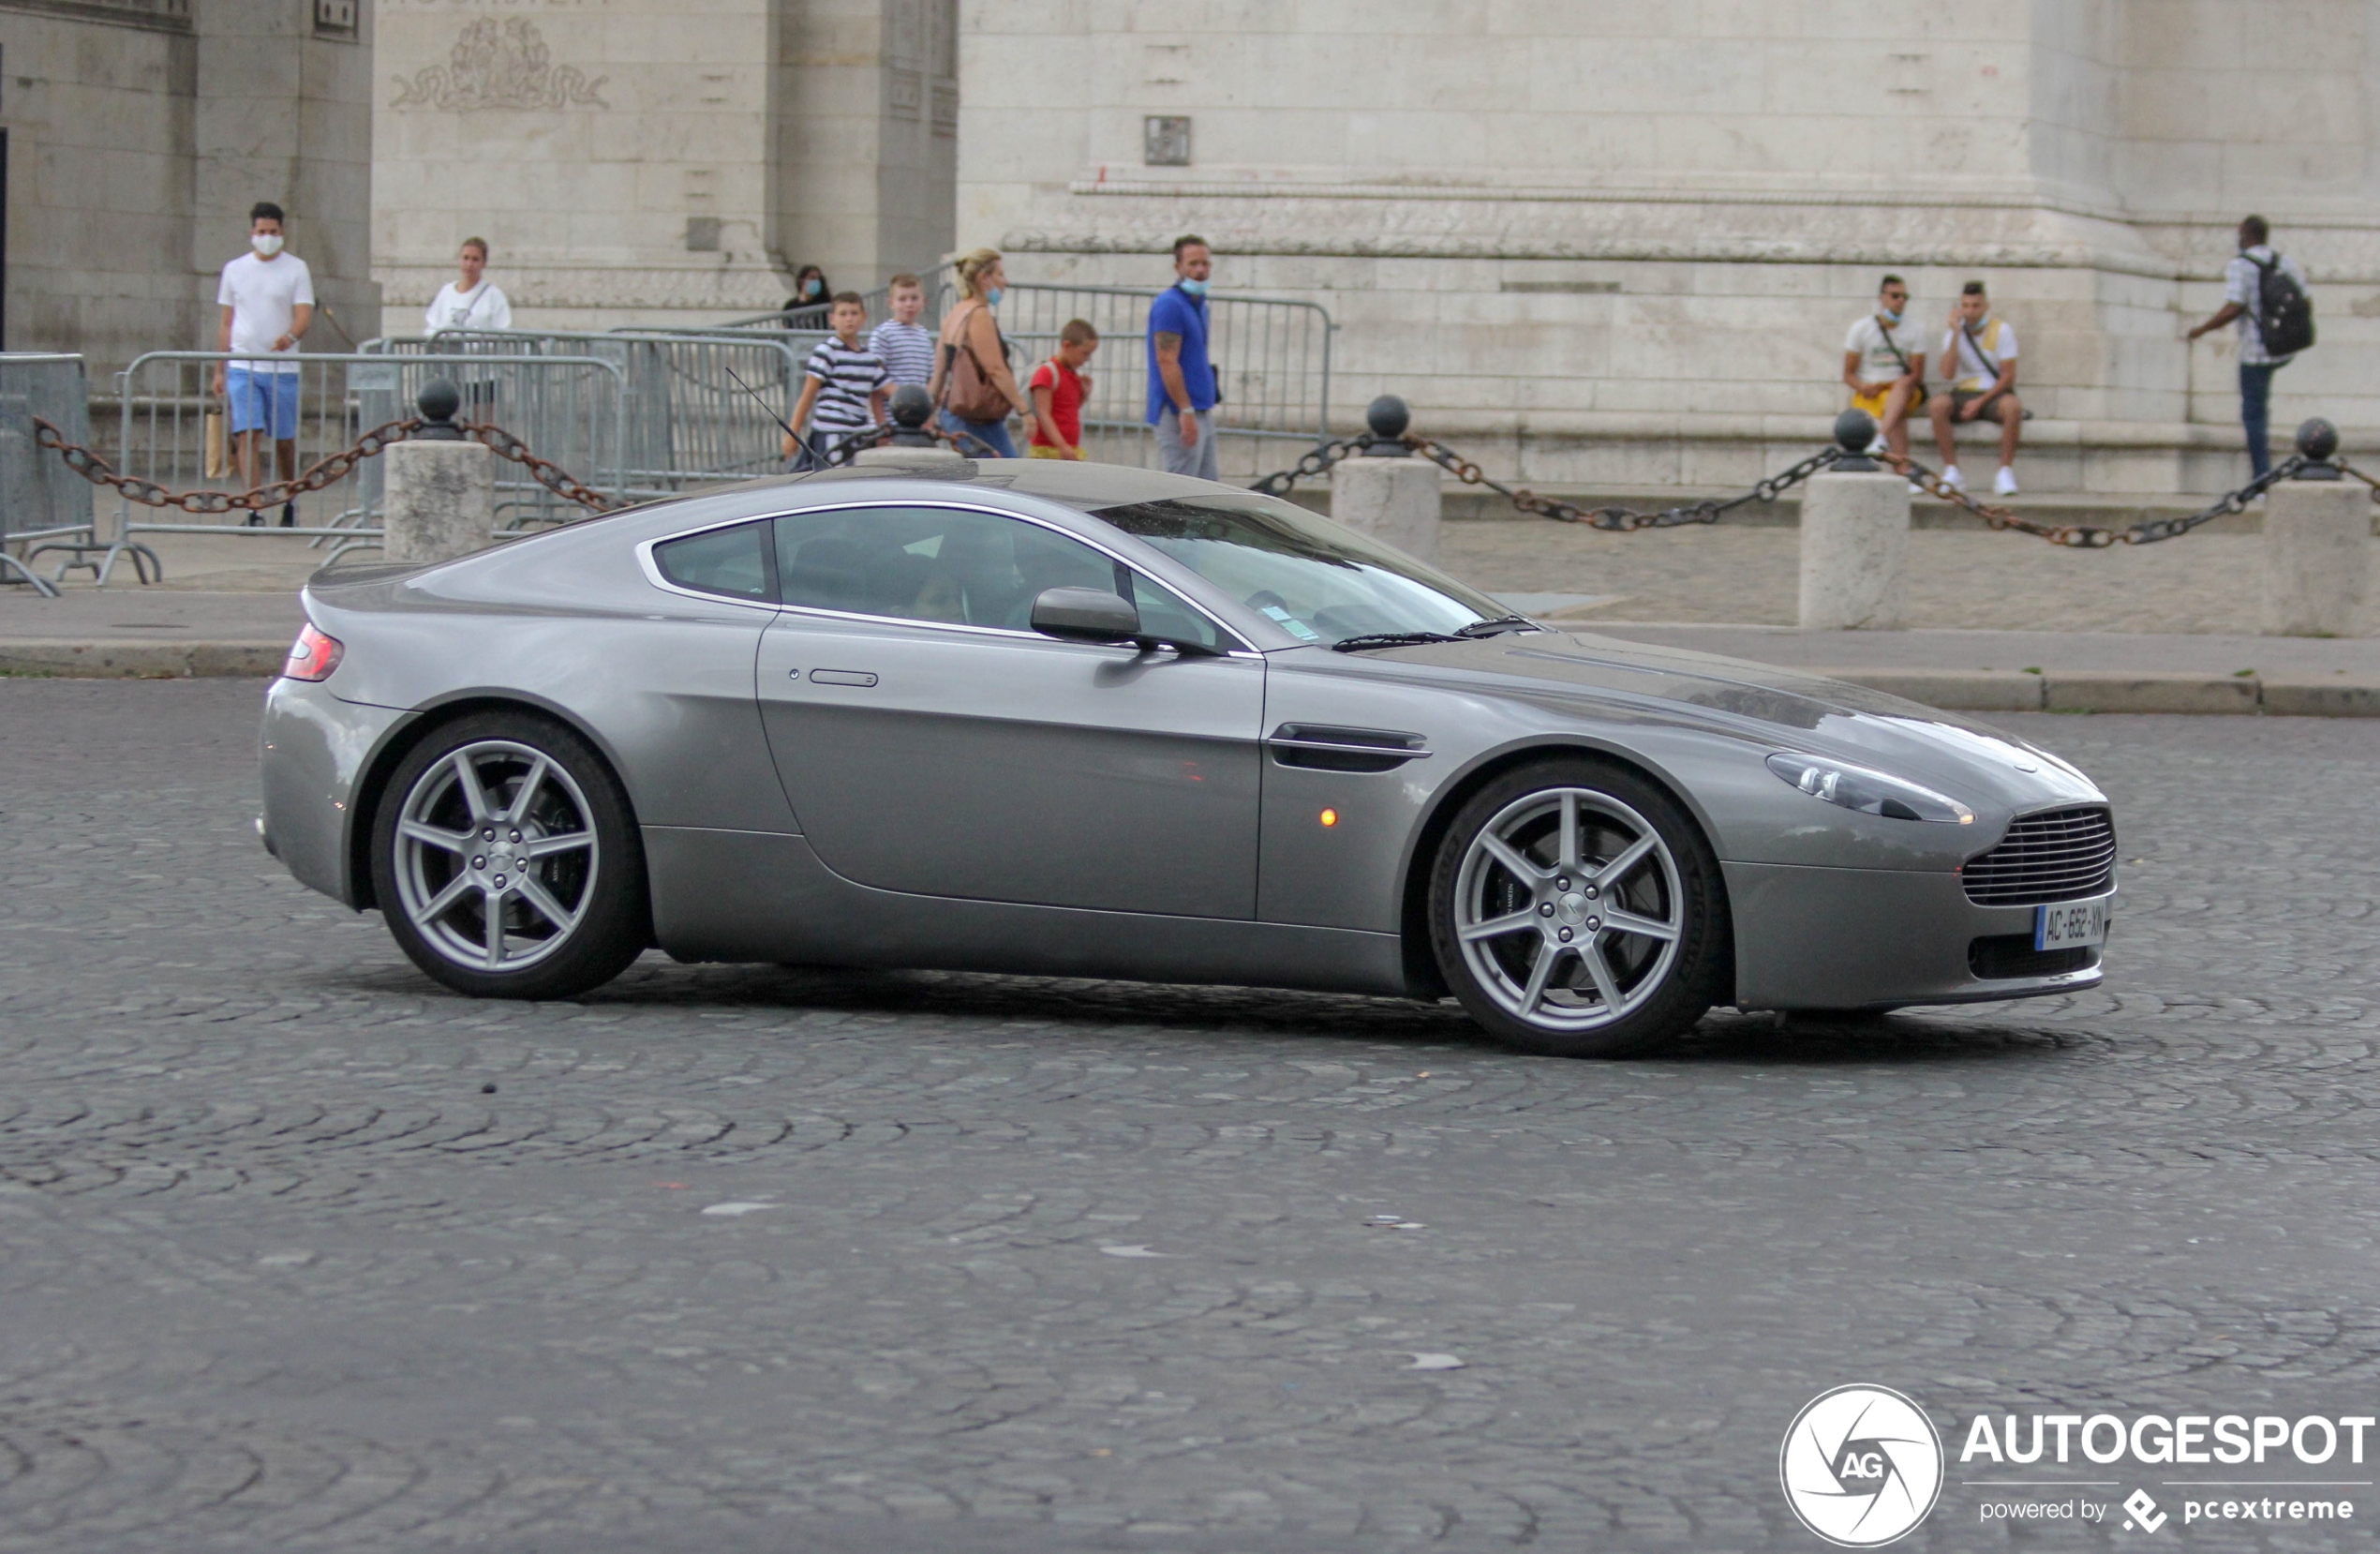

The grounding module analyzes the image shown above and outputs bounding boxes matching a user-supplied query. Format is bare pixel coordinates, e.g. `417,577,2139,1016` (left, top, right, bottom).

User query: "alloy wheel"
1451,786,1684,1031
390,739,600,974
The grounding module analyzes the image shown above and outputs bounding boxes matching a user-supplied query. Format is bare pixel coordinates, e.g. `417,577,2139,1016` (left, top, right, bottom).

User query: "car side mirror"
1030,586,1140,644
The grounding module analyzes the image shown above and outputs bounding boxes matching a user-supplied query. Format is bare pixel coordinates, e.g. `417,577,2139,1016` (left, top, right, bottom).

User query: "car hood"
1334,631,2105,812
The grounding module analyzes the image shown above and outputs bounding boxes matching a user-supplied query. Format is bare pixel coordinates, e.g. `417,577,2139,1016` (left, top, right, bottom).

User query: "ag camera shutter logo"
1780,1384,1945,1547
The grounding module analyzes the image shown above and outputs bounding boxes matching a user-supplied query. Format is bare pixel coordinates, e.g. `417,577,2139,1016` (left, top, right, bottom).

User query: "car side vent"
1961,806,2116,905
1264,724,1430,774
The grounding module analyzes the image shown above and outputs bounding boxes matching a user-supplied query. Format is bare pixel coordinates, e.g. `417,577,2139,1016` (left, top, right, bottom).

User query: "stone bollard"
382,381,495,565
1329,396,1440,564
2261,419,2372,636
1798,410,1909,630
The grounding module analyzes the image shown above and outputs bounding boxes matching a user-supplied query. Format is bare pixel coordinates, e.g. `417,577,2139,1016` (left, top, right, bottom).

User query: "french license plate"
2035,895,2111,951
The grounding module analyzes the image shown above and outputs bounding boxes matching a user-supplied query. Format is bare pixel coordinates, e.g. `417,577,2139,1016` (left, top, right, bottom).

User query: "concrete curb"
1817,667,2380,717
0,640,287,678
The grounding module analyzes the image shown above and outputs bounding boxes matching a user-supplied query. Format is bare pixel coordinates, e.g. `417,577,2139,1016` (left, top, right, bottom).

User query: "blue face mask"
1180,277,1209,298
1880,306,1903,324
983,286,1004,306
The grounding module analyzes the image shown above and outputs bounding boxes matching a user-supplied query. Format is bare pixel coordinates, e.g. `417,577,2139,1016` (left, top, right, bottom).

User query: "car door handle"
807,668,879,687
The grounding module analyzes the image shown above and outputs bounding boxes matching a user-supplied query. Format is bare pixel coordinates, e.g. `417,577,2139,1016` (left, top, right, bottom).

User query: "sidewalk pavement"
0,590,302,677
1589,624,2380,718
2,584,2374,716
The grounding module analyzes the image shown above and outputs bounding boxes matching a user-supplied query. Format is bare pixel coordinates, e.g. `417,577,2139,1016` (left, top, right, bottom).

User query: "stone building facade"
372,0,957,333
0,0,379,376
960,1,2380,493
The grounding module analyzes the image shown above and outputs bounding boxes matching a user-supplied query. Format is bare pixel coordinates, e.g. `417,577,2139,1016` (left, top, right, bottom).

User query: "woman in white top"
423,237,513,334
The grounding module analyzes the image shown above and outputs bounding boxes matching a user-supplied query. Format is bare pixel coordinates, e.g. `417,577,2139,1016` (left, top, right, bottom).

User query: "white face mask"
251,233,284,258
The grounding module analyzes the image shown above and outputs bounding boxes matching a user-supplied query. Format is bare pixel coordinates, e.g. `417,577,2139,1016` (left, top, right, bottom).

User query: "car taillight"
283,623,345,681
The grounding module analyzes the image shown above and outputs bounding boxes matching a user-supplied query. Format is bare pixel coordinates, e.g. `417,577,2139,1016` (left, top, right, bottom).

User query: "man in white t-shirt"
1926,280,2024,495
1840,275,1926,461
2188,215,2312,480
213,202,315,526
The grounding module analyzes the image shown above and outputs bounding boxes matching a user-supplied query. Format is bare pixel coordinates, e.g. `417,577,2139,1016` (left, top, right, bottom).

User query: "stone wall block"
2260,478,2372,637
1797,471,1909,630
382,442,497,566
1330,456,1442,566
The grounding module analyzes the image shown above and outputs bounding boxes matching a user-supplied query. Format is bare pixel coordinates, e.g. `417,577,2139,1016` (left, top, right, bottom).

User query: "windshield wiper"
1455,614,1541,638
1329,631,1466,652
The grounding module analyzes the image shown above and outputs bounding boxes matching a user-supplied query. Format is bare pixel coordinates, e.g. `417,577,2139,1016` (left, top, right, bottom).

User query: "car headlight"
1766,752,1974,824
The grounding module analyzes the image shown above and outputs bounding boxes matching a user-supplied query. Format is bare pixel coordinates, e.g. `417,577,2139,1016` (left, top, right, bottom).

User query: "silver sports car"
259,458,2115,1057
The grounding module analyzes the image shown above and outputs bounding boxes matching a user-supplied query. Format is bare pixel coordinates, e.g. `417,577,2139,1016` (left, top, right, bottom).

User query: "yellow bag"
203,404,228,479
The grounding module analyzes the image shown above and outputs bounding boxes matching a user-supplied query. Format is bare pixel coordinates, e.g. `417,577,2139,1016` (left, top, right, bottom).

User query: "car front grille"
1961,805,2116,905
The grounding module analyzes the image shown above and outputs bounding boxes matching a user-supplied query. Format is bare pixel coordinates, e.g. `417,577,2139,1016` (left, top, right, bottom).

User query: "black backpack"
2251,253,2315,358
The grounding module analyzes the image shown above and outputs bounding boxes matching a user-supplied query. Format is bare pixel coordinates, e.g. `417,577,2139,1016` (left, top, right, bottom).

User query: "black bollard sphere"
2296,416,2340,463
887,382,938,446
1834,408,1879,455
1363,394,1413,454
415,378,465,440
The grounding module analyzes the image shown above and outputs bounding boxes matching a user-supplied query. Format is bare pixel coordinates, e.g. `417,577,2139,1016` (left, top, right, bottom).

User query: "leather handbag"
938,304,1012,423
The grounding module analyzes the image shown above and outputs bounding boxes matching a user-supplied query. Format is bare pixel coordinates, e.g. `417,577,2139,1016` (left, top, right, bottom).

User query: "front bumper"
260,676,410,907
1724,859,2107,1010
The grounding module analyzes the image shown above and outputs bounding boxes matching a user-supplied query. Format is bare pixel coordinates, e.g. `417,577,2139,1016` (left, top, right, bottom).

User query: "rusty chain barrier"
32,415,622,518
1251,432,1844,529
1884,450,2309,547
1250,400,2376,547
1410,437,1846,531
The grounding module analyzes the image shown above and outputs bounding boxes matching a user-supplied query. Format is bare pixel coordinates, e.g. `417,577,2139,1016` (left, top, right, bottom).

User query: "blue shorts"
226,366,300,439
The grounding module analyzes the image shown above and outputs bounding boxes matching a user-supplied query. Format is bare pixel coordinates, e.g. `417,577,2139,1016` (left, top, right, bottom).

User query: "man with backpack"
2188,216,2315,480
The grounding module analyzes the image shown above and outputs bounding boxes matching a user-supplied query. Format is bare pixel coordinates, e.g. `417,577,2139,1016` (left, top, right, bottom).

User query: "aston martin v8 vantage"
259,458,2115,1056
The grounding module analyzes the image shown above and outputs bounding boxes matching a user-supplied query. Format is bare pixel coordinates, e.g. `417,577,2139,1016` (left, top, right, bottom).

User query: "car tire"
369,710,649,1000
1429,759,1729,1058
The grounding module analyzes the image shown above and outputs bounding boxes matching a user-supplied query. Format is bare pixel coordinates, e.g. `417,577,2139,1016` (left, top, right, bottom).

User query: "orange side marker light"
1319,809,1339,828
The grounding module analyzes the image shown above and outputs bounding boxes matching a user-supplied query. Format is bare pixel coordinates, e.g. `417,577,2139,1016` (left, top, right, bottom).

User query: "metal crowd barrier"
374,328,805,502
1,353,97,590
107,351,628,566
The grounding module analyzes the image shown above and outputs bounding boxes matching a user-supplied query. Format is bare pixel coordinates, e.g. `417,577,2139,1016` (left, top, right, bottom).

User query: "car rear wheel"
370,712,648,1000
1429,760,1729,1057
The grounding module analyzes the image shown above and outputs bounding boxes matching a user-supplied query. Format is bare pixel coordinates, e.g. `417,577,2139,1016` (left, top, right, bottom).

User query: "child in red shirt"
1027,319,1098,459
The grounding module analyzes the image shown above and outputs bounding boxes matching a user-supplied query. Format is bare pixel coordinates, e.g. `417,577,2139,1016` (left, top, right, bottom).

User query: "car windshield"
1089,490,1510,646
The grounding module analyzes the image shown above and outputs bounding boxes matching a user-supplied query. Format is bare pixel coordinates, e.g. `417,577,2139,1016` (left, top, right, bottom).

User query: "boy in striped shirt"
783,292,892,469
866,273,935,387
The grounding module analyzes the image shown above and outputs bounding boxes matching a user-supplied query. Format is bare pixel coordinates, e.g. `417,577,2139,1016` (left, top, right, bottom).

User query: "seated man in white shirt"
1926,280,2024,495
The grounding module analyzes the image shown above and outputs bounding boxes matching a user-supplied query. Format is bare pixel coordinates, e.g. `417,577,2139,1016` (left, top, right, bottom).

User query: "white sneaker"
1941,465,1965,491
1993,467,2019,496
1908,480,1926,495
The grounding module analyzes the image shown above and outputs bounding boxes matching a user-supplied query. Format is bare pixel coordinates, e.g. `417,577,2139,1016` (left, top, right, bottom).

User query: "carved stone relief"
391,19,609,112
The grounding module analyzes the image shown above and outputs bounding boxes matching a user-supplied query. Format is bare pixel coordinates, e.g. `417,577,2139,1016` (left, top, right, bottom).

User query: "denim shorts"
226,366,301,439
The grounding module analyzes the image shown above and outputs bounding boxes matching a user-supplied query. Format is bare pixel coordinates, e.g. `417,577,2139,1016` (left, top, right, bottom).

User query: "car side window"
775,505,1115,632
653,520,774,601
1127,572,1227,650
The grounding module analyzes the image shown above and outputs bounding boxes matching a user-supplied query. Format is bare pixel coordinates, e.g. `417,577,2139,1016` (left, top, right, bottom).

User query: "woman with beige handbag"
928,248,1030,457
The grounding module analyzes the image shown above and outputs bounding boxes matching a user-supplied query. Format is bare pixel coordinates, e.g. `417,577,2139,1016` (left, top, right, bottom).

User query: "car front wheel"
369,712,648,1000
1429,760,1729,1057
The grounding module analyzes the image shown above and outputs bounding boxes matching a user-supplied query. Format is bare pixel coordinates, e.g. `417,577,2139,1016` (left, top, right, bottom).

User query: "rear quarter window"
653,520,775,600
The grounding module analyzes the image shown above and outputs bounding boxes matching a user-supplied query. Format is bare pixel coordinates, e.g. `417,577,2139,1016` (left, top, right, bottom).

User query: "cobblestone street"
5,680,2379,1552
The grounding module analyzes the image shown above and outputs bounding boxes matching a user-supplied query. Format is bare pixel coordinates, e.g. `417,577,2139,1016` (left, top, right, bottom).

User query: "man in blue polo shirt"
1146,235,1218,480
